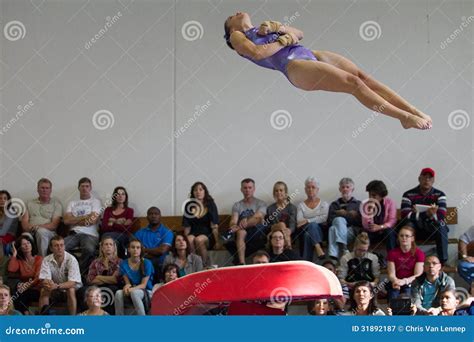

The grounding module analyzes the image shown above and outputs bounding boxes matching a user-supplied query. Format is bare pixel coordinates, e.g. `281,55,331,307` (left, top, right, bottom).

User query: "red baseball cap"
420,167,435,177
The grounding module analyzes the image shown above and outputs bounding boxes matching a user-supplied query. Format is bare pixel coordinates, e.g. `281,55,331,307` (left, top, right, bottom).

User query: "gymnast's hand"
277,32,299,46
258,20,282,35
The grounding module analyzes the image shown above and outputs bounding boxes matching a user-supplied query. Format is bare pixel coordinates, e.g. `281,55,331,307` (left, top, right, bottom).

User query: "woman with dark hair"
82,236,122,314
361,180,397,251
163,232,203,277
183,182,220,267
101,186,134,258
79,286,109,316
265,181,297,244
7,235,42,314
223,12,431,130
266,226,301,262
307,298,335,315
0,190,18,256
115,239,154,315
152,263,180,295
387,226,425,299
348,281,385,315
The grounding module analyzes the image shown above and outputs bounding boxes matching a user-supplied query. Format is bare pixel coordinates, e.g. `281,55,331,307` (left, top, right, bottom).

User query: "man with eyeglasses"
411,255,455,315
400,168,448,264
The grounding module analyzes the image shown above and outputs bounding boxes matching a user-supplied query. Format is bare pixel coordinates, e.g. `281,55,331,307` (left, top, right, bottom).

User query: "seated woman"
7,235,42,314
115,239,154,316
266,181,297,244
152,263,180,295
0,284,21,315
163,232,203,277
0,190,18,256
339,232,380,290
79,286,109,316
83,236,122,314
183,182,221,267
387,226,425,299
101,186,134,258
307,298,335,315
361,180,397,251
266,226,301,262
348,281,385,316
296,177,329,261
224,12,431,130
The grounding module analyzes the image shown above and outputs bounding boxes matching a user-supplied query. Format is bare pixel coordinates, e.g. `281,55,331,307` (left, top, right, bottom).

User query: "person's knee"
236,230,247,239
194,236,207,245
344,74,365,91
332,216,347,227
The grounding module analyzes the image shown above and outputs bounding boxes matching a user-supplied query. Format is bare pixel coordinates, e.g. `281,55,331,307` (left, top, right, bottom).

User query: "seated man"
401,168,448,264
252,250,270,264
327,178,361,259
225,178,267,265
64,177,101,273
38,235,82,315
411,255,455,315
458,225,474,296
21,178,62,256
134,207,173,282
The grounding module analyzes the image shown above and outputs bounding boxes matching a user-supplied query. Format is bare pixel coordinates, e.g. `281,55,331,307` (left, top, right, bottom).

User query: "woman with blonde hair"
266,226,301,262
265,181,297,244
81,236,122,314
339,232,380,289
79,286,109,316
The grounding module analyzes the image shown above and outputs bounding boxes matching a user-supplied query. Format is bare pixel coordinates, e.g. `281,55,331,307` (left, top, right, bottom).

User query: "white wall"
0,0,472,238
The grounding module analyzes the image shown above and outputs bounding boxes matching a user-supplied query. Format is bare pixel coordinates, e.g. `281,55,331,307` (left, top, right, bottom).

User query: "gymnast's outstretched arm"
230,30,289,60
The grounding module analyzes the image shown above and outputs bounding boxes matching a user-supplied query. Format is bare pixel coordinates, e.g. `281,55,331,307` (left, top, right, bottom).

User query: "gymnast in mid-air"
224,12,432,130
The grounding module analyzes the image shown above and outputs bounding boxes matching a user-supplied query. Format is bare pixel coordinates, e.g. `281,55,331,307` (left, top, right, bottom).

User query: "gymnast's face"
226,12,251,31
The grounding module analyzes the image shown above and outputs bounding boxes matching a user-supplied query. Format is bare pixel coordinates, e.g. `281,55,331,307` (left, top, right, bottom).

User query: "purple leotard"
242,27,317,80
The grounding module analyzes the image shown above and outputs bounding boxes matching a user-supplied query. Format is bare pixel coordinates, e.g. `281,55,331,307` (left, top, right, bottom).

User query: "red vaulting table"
151,261,343,315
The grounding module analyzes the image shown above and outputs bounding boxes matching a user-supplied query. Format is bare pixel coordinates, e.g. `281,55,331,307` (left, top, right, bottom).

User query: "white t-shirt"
66,197,102,237
296,200,329,225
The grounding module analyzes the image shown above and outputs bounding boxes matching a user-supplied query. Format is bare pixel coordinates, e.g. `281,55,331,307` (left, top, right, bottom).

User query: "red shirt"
387,247,425,279
101,207,134,233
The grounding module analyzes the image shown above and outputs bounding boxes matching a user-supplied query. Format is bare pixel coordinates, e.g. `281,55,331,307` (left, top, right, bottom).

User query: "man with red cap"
401,168,448,264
